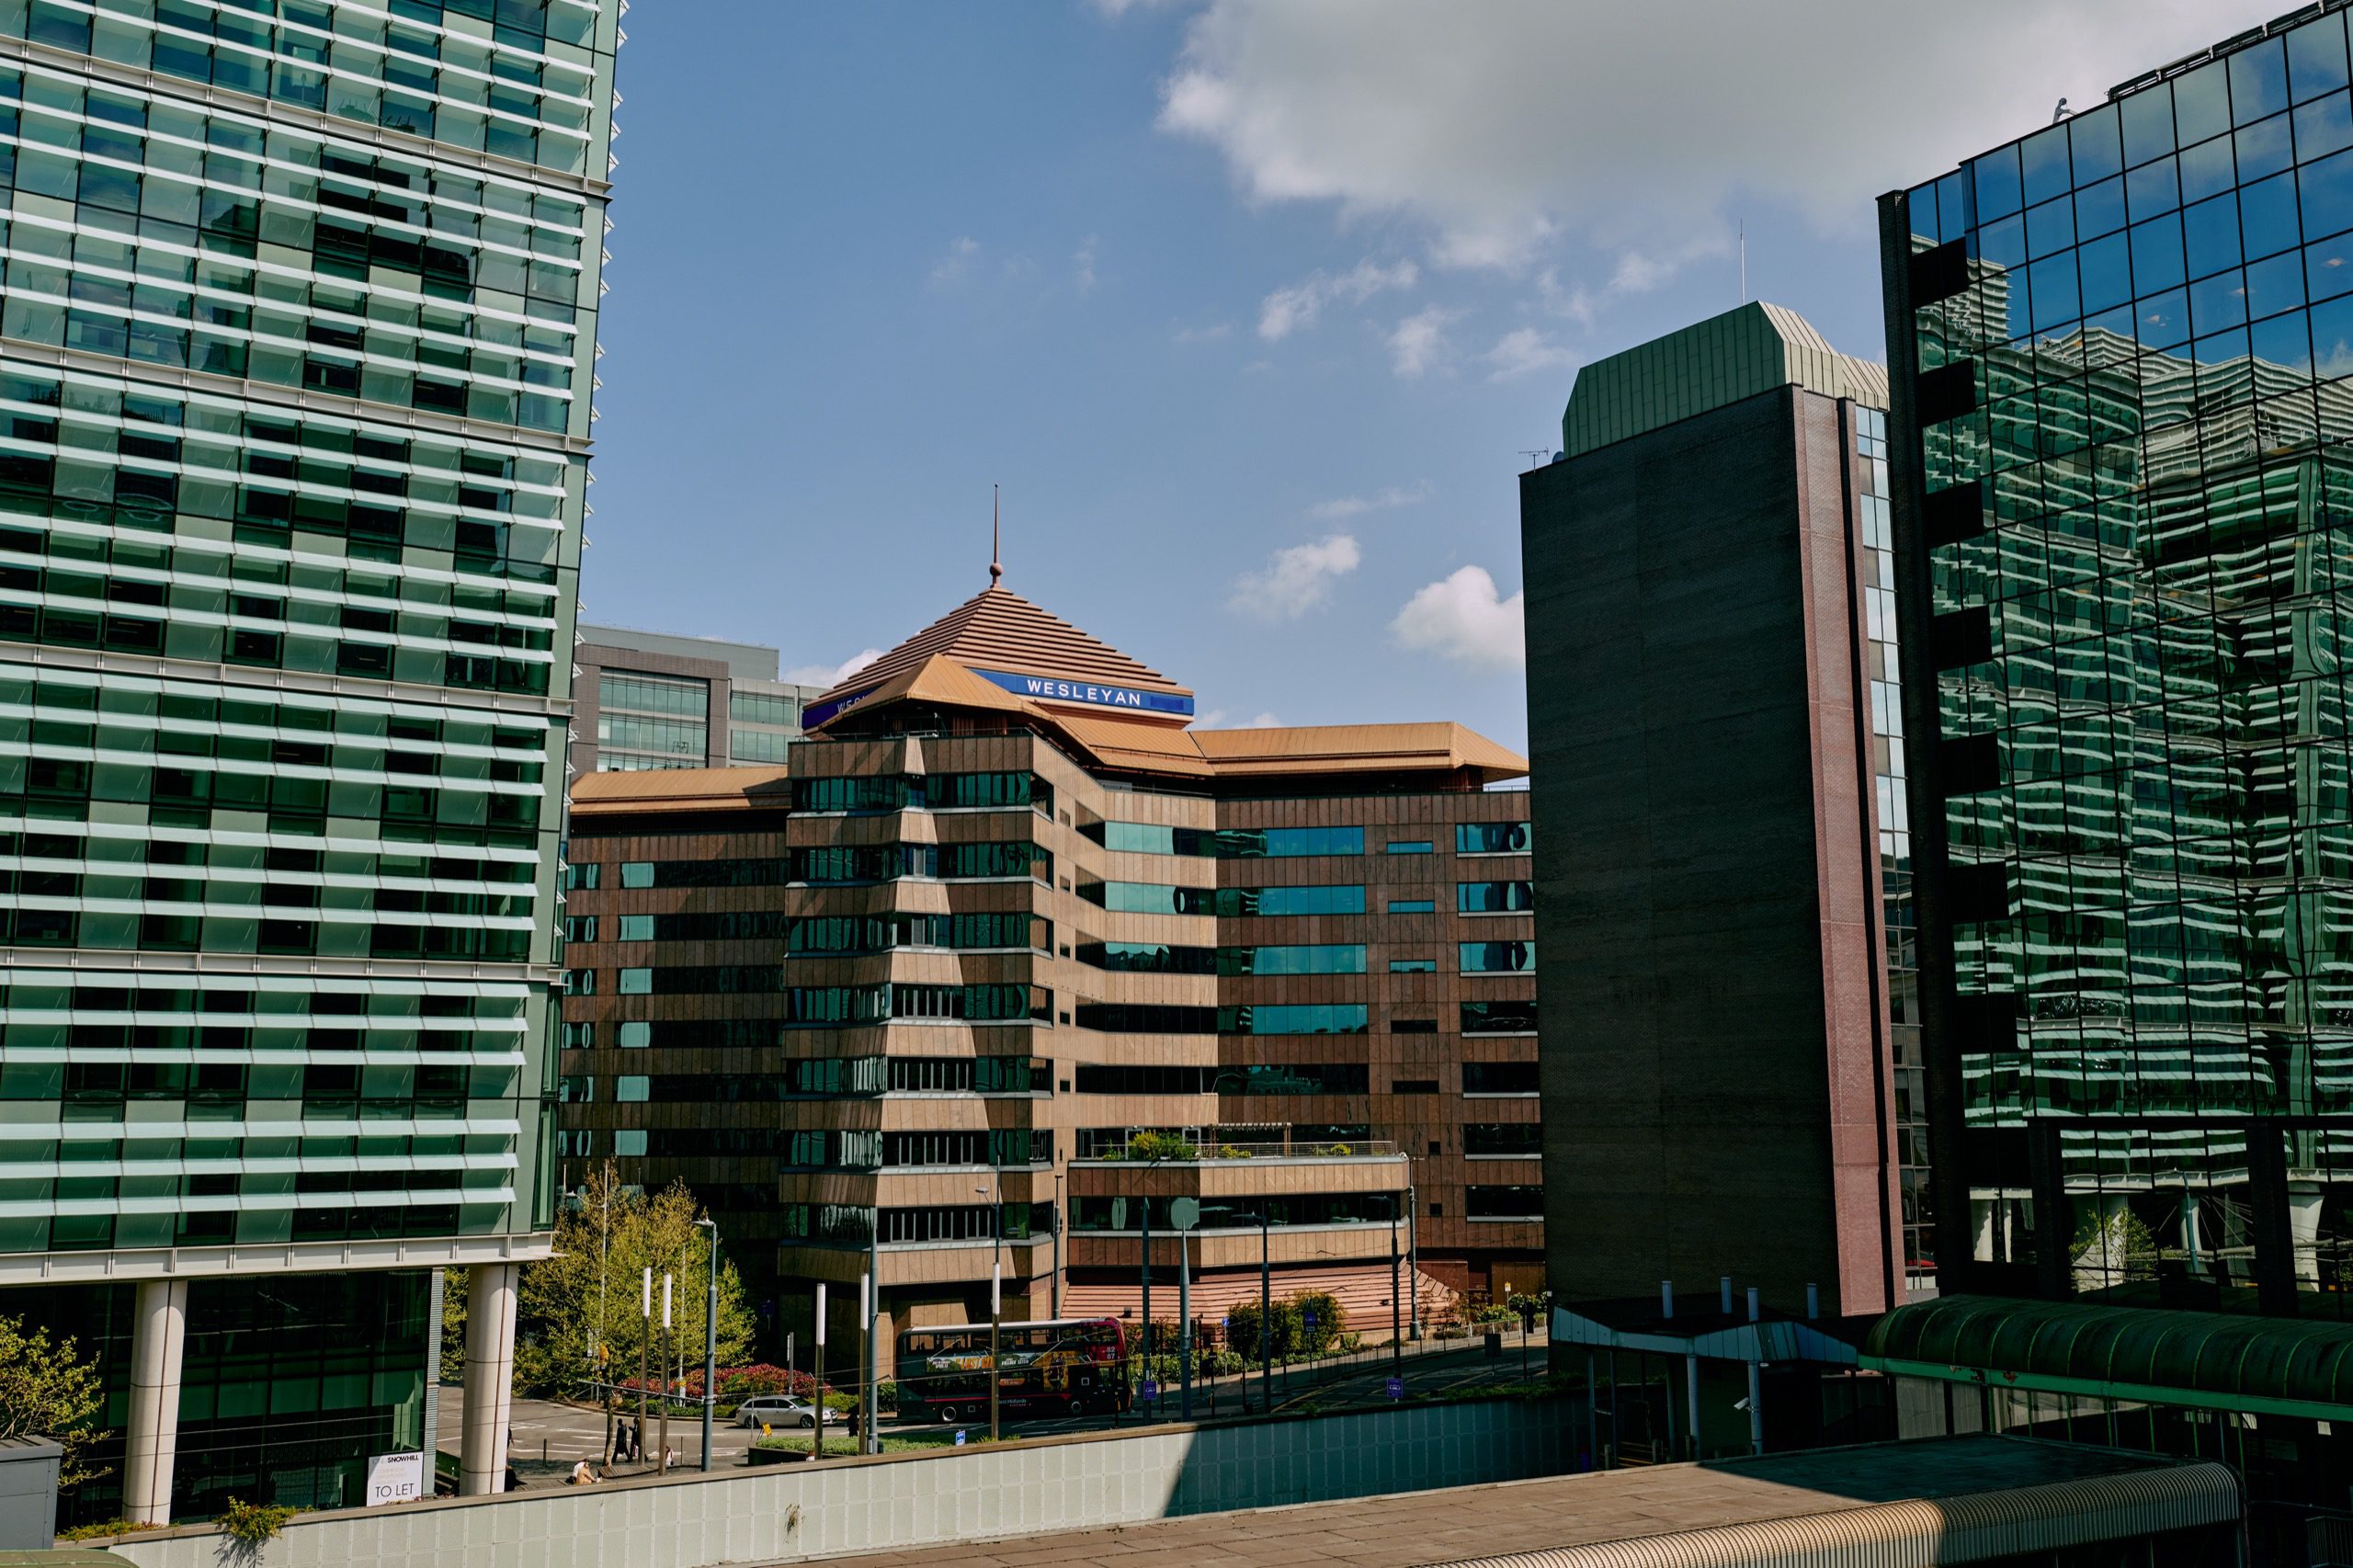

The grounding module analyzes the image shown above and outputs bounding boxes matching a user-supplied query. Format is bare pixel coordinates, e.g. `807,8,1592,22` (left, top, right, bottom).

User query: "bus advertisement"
895,1316,1129,1424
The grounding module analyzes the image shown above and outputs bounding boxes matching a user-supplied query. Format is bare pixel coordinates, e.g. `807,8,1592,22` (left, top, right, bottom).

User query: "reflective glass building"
0,0,615,1524
1875,0,2353,1530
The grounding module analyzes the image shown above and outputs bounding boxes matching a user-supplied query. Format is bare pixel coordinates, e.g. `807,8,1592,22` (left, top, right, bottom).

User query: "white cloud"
1074,234,1099,293
1257,256,1418,340
1391,566,1524,668
784,648,883,687
1158,0,2222,268
1171,320,1233,343
930,235,980,286
1228,532,1360,620
1198,707,1285,729
1386,306,1458,379
1482,326,1578,382
1308,480,1431,520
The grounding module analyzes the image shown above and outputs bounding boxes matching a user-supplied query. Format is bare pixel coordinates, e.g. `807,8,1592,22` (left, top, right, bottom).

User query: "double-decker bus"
895,1317,1128,1424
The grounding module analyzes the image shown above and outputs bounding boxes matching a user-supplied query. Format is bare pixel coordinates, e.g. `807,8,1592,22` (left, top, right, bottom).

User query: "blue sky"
585,1,2234,751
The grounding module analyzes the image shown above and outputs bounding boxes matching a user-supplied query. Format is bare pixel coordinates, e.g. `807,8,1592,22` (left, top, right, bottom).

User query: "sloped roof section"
569,766,791,816
1561,301,1887,459
1193,722,1528,780
810,585,1191,713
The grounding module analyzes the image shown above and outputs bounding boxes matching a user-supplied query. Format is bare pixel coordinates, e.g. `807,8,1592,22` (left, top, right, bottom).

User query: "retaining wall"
94,1397,1574,1568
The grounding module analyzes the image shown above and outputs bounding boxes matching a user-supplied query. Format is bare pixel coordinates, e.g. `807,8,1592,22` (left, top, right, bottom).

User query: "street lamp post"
637,1267,652,1472
695,1217,719,1472
1406,1182,1420,1341
976,1179,1003,1444
1258,1210,1272,1413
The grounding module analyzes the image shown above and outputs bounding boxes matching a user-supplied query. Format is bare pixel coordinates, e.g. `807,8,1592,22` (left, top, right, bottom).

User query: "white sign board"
365,1450,425,1507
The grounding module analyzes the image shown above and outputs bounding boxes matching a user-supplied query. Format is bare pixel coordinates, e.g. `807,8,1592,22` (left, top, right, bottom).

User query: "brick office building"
557,575,1537,1369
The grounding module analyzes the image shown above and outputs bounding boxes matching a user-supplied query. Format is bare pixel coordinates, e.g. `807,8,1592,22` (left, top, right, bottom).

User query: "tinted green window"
1457,881,1533,914
1457,822,1532,854
620,862,654,889
617,1021,650,1049
1215,825,1364,858
1212,885,1366,916
617,968,650,994
1390,958,1436,973
1385,840,1433,855
1460,940,1536,973
1388,899,1436,914
1214,1003,1369,1035
617,915,654,942
729,690,796,727
1217,944,1365,976
1085,881,1211,915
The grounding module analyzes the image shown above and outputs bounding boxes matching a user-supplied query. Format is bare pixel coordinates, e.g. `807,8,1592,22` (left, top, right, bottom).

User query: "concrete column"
2290,1186,2325,1288
2181,1190,2206,1276
121,1278,188,1526
1970,1198,1996,1262
460,1262,519,1496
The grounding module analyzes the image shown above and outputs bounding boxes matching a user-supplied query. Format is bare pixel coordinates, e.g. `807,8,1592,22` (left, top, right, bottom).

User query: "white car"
733,1394,842,1429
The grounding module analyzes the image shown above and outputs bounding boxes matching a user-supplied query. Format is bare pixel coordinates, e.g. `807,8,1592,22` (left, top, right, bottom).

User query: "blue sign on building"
972,668,1194,718
800,687,875,729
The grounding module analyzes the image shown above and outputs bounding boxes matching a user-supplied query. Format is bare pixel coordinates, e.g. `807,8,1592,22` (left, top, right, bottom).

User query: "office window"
1213,826,1365,858
1460,940,1536,974
1389,958,1437,973
617,1021,651,1049
730,690,797,728
1392,1018,1438,1034
1392,1078,1440,1094
1465,1124,1543,1155
618,915,654,942
1457,881,1534,914
613,1130,647,1156
1462,1000,1539,1034
1388,899,1436,914
1462,1062,1540,1095
1385,840,1434,855
618,968,652,994
1457,822,1532,855
1216,944,1365,976
1465,1186,1544,1219
620,862,654,889
616,1076,650,1103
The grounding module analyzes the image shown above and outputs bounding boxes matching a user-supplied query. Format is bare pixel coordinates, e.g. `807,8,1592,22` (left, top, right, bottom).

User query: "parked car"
733,1394,841,1429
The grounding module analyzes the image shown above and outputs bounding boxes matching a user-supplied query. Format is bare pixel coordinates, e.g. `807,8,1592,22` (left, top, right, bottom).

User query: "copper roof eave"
810,584,1193,711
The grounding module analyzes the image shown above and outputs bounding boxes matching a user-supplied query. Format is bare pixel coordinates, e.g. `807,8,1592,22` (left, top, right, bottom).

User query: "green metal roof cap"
1867,1293,2353,1414
1560,301,1887,458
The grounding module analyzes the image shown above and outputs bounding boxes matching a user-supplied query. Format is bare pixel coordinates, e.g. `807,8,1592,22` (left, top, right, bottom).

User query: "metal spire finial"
990,483,1002,585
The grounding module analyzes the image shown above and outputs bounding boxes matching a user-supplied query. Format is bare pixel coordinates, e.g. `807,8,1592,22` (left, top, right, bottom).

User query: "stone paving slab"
802,1437,2183,1568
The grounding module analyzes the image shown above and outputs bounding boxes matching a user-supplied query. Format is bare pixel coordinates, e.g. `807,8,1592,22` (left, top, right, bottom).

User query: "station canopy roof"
1863,1293,2353,1419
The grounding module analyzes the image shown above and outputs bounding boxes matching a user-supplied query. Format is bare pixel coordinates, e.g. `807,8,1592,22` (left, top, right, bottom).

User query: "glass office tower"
0,0,613,1522
1884,2,2353,1312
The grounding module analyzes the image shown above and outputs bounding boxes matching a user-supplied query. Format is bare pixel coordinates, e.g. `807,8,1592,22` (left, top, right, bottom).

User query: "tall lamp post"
694,1217,718,1472
976,1178,1003,1443
1406,1180,1420,1341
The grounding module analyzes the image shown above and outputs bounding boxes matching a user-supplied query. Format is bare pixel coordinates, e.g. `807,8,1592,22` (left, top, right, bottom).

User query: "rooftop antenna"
1738,219,1746,304
1519,449,1550,469
2052,97,2070,123
990,483,1002,586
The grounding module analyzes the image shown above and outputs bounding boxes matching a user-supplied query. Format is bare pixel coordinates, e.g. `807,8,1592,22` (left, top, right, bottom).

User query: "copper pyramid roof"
809,585,1191,711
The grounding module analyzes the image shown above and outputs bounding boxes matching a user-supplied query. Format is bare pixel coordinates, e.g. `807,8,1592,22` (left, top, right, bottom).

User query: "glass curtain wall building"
0,0,615,1524
1875,0,2353,1537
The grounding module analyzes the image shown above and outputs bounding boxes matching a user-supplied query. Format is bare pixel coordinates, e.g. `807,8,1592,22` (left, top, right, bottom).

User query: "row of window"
1072,939,1533,976
583,843,1047,891
8,10,597,174
2,1058,519,1103
2,672,546,760
4,753,542,843
0,976,526,1016
790,771,1048,814
565,911,1046,953
1088,821,1530,858
3,904,531,960
10,1199,505,1255
1078,881,1534,916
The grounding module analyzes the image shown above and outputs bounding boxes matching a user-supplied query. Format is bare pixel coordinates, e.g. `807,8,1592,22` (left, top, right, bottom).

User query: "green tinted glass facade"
1888,7,2353,1308
0,0,611,1520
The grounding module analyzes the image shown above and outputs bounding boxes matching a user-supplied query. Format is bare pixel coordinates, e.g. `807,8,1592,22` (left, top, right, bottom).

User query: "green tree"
439,1267,469,1384
514,1165,756,1444
0,1312,109,1484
